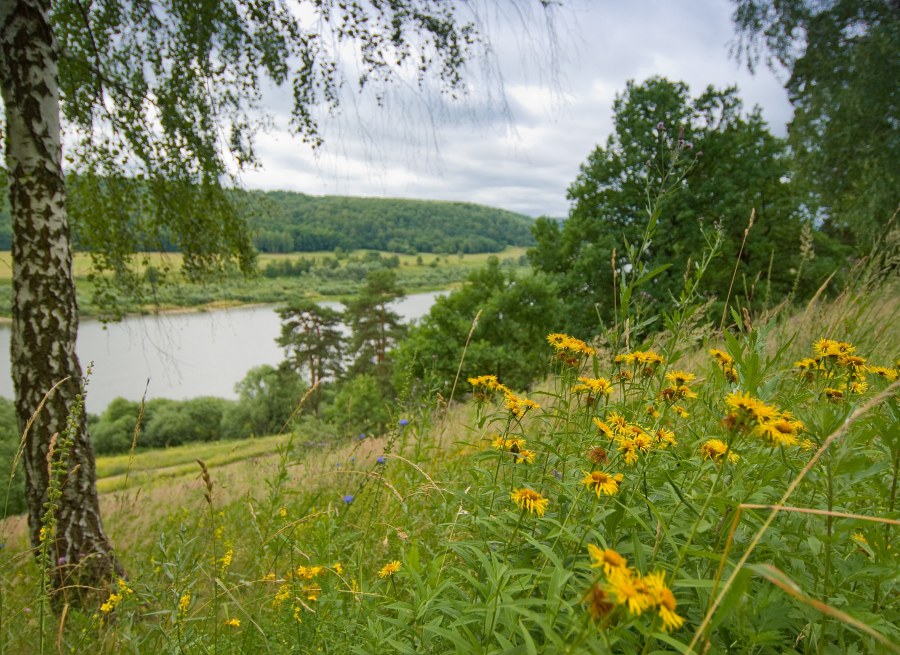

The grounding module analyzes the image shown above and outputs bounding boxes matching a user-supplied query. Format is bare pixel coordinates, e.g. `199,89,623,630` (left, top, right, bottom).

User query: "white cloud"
238,0,792,219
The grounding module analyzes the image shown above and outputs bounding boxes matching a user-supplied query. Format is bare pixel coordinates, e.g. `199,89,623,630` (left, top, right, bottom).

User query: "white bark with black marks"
0,0,120,599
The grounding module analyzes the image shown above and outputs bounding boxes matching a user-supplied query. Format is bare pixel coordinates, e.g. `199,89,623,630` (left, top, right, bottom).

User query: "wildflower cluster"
723,391,806,448
587,546,684,631
468,374,540,419
594,411,677,466
491,435,536,464
547,333,596,365
614,349,664,379
795,338,898,399
709,348,738,382
99,578,134,614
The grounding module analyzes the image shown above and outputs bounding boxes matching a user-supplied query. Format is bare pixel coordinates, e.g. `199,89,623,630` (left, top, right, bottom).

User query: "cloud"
238,0,792,219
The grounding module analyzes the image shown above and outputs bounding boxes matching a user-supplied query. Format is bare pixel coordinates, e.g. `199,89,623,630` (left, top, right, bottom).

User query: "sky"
237,0,793,219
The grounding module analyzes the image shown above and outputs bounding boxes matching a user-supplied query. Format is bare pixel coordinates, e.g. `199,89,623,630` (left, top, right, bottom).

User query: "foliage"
2,267,897,652
249,191,536,254
277,301,345,389
731,0,900,248
325,374,392,437
0,397,23,515
529,77,842,336
344,270,407,384
394,256,561,393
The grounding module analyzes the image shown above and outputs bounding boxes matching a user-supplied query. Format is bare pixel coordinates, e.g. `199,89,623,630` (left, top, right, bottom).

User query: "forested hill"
247,190,536,254
0,186,535,254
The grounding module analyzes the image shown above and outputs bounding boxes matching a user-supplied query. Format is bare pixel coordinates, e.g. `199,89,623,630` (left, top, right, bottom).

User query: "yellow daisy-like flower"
655,428,676,447
504,392,540,418
378,560,402,579
646,404,661,419
823,387,844,403
620,443,639,466
700,439,739,464
581,470,624,497
606,568,653,615
572,377,614,396
510,488,549,517
866,365,898,382
848,380,868,394
332,562,344,575
224,618,241,627
665,370,696,386
593,418,615,438
753,420,800,448
514,449,537,464
468,374,505,392
709,348,734,365
304,584,321,601
725,392,779,424
606,412,628,434
642,572,684,631
587,545,628,576
673,405,689,419
546,333,568,348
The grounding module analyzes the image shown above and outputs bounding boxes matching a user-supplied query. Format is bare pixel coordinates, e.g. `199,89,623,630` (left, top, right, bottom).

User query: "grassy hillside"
1,274,897,653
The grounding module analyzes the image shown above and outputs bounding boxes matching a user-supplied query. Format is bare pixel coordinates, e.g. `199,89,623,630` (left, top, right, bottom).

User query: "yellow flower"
273,584,291,608
219,548,234,574
607,568,653,615
753,420,800,448
468,374,506,393
279,507,287,518
848,380,868,394
606,412,628,434
99,592,123,614
665,370,696,386
510,488,549,517
304,584,321,601
643,572,683,631
593,418,614,438
725,392,779,424
378,560,402,579
673,405,689,419
700,439,738,464
514,449,537,465
224,618,241,627
504,392,540,418
572,377,613,396
547,333,596,357
709,348,734,365
823,387,844,403
178,593,191,613
582,471,623,497
332,562,344,575
866,365,898,382
297,565,324,580
588,545,628,576
655,428,677,448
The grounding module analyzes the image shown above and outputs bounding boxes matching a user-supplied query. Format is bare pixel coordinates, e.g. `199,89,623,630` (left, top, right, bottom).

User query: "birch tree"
0,0,555,601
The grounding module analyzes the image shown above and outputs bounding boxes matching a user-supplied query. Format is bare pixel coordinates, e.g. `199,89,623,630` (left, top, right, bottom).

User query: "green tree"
394,257,560,392
222,365,309,439
731,0,899,247
530,77,827,336
326,374,391,437
0,0,553,597
277,301,345,389
345,270,407,383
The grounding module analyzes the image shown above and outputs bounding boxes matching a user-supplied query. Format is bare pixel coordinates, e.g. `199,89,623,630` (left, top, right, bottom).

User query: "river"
0,291,445,412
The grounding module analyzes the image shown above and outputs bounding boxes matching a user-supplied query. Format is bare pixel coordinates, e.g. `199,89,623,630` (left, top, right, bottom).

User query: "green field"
0,247,529,318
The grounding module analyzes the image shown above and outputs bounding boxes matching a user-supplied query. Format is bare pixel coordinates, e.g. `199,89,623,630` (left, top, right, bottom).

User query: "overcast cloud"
237,0,792,219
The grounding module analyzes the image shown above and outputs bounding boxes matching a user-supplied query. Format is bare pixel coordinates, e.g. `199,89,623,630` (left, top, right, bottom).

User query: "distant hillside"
247,190,535,254
0,186,535,255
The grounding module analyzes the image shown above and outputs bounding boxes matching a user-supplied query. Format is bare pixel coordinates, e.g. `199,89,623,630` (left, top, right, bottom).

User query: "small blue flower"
398,419,409,427
552,468,562,481
359,433,367,440
343,494,354,504
376,456,386,465
57,555,68,566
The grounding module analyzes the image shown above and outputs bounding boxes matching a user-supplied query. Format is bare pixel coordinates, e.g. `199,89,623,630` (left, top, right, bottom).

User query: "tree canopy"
731,0,899,246
529,77,840,336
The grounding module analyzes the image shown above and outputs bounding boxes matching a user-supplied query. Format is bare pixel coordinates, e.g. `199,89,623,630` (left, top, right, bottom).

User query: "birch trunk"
0,0,121,600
